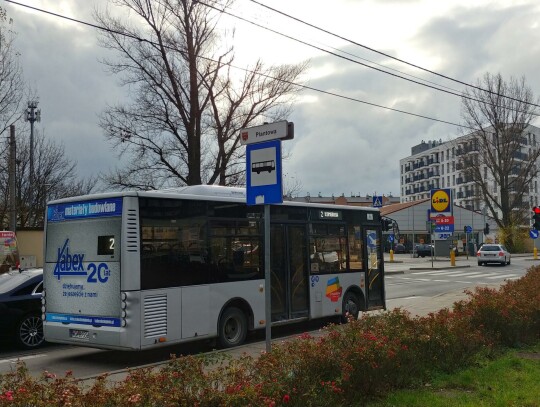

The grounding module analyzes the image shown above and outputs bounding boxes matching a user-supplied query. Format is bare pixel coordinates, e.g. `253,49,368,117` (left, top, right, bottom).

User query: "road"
0,254,536,381
385,253,530,301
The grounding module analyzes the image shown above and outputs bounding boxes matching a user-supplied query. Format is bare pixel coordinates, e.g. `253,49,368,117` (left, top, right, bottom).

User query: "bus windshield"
0,231,20,275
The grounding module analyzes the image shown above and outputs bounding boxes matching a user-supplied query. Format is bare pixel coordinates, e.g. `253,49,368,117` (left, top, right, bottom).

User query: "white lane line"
411,270,476,276
401,277,432,282
442,271,486,277
467,272,500,277
486,274,517,279
0,354,46,365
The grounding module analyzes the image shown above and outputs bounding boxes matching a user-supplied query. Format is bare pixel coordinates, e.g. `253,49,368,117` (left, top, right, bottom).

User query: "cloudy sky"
5,0,540,198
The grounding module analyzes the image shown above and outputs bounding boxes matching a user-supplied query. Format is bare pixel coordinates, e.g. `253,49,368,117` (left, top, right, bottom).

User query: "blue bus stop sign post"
245,138,284,354
246,140,283,205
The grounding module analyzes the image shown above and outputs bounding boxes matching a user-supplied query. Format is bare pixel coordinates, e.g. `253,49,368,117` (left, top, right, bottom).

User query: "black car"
393,244,407,254
414,244,433,258
0,269,44,349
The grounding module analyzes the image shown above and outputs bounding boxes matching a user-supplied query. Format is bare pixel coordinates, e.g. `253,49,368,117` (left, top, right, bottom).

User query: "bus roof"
48,185,380,213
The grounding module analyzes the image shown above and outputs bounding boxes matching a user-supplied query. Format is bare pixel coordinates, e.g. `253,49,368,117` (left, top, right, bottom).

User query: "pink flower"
283,394,290,403
4,391,14,401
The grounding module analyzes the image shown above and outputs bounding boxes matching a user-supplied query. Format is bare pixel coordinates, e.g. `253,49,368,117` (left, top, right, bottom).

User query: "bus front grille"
143,295,167,338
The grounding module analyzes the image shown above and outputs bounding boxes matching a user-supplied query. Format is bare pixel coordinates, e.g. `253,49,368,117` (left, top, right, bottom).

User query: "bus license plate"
69,329,89,340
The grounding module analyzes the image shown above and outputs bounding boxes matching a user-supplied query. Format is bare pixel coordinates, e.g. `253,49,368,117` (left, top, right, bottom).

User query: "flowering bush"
1,266,539,406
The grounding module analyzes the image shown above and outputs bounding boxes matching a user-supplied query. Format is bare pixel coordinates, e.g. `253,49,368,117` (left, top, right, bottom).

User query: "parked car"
413,244,433,258
477,244,511,266
393,244,407,254
0,268,44,349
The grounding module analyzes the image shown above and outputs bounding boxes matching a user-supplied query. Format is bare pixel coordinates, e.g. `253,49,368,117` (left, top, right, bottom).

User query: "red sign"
432,215,454,225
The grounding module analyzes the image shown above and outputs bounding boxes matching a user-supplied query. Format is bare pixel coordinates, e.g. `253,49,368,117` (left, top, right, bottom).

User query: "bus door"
365,228,385,309
270,224,309,321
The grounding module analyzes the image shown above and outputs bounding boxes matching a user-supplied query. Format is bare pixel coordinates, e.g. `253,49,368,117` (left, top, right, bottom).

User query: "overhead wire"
196,0,540,116
246,0,540,110
3,0,479,130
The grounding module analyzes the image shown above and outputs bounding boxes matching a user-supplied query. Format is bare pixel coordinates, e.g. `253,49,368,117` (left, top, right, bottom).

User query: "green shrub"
1,266,539,406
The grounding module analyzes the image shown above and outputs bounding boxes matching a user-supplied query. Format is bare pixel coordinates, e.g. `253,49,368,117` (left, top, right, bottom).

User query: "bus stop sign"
246,139,283,205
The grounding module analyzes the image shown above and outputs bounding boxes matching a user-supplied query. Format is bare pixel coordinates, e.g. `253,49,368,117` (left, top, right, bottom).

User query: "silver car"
477,244,511,266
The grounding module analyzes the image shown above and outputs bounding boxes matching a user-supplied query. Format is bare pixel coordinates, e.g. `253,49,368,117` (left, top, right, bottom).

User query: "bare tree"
458,72,540,250
95,0,307,190
0,7,25,137
0,130,98,229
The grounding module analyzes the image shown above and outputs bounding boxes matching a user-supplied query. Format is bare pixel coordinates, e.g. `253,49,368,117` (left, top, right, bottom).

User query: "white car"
477,244,511,266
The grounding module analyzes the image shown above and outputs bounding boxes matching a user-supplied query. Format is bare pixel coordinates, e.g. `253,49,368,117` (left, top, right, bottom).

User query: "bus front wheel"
218,307,247,348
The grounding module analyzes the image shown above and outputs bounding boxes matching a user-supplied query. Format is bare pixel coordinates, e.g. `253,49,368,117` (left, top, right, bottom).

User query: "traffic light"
382,218,393,231
533,207,540,230
483,223,490,234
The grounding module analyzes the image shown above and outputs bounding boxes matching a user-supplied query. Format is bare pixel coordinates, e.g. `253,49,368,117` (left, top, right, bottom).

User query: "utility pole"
25,101,41,225
9,125,16,232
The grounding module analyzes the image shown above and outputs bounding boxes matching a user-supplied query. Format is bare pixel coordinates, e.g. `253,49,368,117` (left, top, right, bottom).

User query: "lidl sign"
431,189,452,213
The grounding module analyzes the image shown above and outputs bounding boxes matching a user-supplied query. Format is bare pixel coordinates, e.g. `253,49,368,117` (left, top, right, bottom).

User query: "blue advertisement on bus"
47,198,123,222
44,200,123,328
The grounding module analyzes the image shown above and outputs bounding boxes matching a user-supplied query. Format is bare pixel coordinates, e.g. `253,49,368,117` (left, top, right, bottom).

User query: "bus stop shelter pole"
264,204,272,352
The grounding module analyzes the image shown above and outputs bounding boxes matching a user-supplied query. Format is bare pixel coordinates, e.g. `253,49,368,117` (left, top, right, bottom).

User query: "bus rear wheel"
218,307,247,348
341,291,361,322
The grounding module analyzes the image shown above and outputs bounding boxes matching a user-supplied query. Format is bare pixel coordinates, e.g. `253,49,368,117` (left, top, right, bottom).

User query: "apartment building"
399,125,540,212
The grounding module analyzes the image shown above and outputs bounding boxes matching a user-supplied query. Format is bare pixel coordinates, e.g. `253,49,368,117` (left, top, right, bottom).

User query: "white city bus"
43,186,386,350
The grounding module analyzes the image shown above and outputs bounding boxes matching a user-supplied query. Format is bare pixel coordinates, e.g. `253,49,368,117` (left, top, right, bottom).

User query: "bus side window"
348,226,363,270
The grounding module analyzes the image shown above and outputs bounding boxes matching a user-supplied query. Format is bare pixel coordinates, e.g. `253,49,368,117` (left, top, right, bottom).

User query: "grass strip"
368,343,540,407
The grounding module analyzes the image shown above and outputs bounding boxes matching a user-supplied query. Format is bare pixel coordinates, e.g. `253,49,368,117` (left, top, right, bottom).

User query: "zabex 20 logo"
431,189,451,213
53,239,110,283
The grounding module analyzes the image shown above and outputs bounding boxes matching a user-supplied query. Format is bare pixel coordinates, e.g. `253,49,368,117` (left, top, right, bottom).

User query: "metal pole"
412,207,416,258
9,125,16,232
482,206,487,245
264,204,271,352
25,101,40,224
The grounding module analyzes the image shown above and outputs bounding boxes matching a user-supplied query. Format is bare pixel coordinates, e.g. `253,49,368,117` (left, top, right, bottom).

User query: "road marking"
486,274,518,279
440,271,485,277
0,354,46,365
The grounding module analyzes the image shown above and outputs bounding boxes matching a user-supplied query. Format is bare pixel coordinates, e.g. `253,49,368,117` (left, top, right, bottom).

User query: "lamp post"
9,125,16,232
25,101,41,225
41,183,52,226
